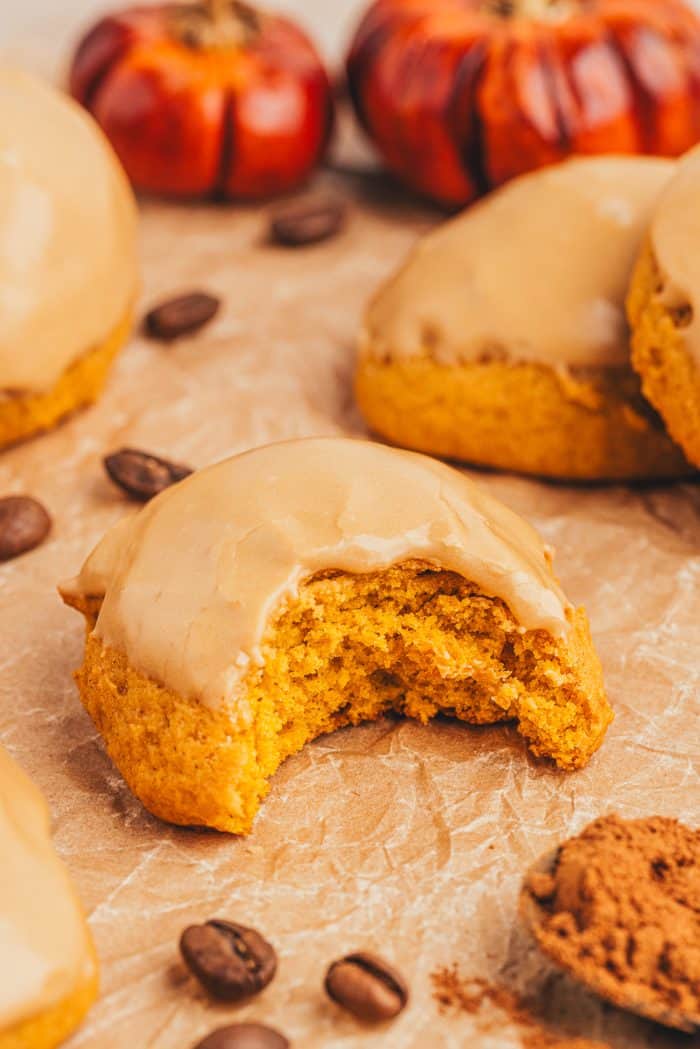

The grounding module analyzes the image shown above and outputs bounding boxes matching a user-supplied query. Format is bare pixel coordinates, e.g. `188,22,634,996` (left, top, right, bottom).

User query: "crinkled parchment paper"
0,69,699,1049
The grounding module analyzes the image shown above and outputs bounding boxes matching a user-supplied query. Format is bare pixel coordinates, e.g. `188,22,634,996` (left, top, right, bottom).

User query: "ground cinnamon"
431,966,607,1048
525,815,700,1020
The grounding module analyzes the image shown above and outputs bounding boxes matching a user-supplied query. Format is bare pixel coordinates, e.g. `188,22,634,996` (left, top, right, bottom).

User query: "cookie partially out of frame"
62,438,612,835
357,157,693,482
0,69,137,450
627,149,700,468
0,746,97,1049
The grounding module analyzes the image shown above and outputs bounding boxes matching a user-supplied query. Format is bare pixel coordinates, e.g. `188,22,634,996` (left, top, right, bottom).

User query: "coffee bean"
104,448,192,502
193,1023,289,1049
144,291,220,341
180,920,277,1002
269,198,346,247
324,951,408,1022
0,496,51,561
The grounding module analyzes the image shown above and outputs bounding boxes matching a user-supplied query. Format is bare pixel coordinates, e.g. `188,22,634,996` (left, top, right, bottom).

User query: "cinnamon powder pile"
526,815,700,1020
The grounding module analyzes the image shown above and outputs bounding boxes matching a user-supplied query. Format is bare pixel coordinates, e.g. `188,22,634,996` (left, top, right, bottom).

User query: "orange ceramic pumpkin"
346,0,700,206
70,0,333,199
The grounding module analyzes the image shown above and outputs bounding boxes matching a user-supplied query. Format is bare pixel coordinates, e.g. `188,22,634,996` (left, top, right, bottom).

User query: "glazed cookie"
627,149,700,467
357,157,694,482
0,746,97,1049
61,438,611,835
0,69,138,450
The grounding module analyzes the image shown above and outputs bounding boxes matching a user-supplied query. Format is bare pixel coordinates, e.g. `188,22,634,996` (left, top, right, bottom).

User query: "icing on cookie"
0,69,137,393
649,147,700,366
64,438,571,710
362,156,674,371
0,746,95,1029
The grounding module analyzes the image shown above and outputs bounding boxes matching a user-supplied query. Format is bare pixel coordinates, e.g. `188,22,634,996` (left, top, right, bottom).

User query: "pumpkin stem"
486,0,575,17
206,0,260,36
175,0,261,48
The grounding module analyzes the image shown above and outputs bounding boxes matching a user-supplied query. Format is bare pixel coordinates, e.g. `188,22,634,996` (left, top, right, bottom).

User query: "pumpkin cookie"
0,746,98,1049
61,438,611,835
0,70,138,450
357,157,694,482
627,150,700,467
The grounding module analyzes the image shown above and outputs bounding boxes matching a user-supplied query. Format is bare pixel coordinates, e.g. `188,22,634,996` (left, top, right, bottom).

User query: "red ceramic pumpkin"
70,0,333,199
346,0,700,206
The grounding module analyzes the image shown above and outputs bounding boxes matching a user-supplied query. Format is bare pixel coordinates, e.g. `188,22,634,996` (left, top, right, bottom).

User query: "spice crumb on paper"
431,966,610,1049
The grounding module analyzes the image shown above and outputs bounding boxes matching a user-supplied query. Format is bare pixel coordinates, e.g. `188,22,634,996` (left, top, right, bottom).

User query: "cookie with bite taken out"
61,438,612,834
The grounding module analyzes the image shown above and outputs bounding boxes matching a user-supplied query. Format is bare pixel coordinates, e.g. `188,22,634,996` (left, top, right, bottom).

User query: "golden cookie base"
355,354,693,482
627,242,700,469
0,947,98,1049
0,310,132,451
64,565,611,835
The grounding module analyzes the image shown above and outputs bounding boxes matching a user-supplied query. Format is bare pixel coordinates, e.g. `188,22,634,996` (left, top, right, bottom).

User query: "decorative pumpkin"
70,0,333,199
346,0,700,207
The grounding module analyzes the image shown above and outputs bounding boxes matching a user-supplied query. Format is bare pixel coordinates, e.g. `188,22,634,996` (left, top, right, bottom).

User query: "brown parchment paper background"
1,93,700,1048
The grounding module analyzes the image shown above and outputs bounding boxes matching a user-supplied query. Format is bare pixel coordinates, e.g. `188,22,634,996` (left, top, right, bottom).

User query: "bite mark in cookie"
61,438,611,833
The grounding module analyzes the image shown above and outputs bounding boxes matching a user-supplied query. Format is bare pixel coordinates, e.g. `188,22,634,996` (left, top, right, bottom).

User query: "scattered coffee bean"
180,920,277,1002
324,951,408,1023
193,1023,289,1049
269,197,346,247
104,448,192,502
0,496,51,562
144,291,220,341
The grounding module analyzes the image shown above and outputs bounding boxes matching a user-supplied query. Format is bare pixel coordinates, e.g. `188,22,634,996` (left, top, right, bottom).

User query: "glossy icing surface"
362,157,674,371
0,69,137,393
64,438,571,710
650,147,700,366
0,745,95,1029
